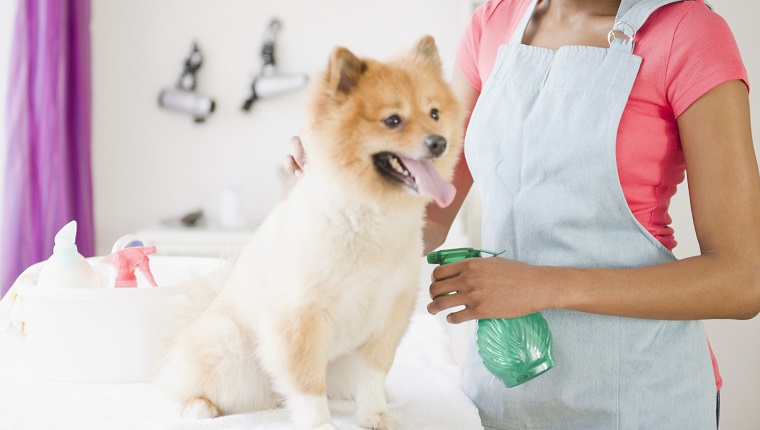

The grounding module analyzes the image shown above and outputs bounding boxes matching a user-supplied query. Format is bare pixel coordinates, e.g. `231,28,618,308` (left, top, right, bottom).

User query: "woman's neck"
523,0,621,49
539,0,621,20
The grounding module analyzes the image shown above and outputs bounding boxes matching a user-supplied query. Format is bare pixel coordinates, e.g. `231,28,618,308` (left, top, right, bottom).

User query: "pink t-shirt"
458,0,750,391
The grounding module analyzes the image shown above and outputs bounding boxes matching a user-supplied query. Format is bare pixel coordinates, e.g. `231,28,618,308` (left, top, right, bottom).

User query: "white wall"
91,0,469,254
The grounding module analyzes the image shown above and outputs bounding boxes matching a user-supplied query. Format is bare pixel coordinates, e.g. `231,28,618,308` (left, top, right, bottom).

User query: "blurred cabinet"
136,226,255,258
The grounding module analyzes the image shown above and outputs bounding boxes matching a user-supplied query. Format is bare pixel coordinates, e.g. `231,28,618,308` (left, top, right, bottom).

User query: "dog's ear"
328,47,367,95
411,35,442,73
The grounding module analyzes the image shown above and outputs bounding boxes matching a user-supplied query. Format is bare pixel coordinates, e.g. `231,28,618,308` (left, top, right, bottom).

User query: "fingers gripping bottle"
427,248,555,387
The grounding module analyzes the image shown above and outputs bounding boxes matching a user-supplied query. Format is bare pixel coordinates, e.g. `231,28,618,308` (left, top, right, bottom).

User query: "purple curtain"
1,0,93,297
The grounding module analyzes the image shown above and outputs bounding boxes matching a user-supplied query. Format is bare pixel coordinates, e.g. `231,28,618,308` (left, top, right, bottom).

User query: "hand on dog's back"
284,135,306,178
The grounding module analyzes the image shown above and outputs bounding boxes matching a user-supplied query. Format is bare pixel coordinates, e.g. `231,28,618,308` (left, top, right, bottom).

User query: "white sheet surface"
0,311,483,430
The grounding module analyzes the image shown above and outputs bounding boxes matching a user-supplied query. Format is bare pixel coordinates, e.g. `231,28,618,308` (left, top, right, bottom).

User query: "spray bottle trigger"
426,248,505,265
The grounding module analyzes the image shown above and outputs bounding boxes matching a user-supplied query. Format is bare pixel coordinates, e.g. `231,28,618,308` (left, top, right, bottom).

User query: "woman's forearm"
552,253,760,320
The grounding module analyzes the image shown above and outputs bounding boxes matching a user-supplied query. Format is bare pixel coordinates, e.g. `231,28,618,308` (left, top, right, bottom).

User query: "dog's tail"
168,263,229,329
156,262,231,368
154,261,232,382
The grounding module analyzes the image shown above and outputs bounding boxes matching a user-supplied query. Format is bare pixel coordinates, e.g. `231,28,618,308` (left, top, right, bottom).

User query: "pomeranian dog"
155,35,463,430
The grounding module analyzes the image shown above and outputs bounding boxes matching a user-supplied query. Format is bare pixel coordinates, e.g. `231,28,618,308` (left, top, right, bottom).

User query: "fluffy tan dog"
155,35,463,430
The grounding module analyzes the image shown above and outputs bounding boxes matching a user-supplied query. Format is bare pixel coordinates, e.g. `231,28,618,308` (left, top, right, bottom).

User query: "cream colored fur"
155,36,463,430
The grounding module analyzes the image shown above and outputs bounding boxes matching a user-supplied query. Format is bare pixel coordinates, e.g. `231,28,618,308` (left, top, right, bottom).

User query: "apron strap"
508,0,539,45
610,0,684,53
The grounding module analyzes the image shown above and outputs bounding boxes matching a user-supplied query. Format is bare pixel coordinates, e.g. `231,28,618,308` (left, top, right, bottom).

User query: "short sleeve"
665,2,749,117
456,4,489,91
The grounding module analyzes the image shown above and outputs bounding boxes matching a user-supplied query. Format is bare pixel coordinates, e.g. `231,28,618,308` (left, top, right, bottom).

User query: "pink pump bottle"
100,246,158,288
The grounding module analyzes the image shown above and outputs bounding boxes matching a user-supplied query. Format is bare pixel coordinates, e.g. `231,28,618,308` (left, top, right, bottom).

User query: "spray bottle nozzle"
100,246,158,288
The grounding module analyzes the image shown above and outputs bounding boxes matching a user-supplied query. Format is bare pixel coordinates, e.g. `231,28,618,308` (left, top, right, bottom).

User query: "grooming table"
0,294,484,430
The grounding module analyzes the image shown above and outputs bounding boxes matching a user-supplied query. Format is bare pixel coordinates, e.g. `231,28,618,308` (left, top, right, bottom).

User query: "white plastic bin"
7,256,225,383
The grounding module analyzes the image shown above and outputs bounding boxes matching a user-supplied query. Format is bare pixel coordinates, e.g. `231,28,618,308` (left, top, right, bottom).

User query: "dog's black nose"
425,135,447,157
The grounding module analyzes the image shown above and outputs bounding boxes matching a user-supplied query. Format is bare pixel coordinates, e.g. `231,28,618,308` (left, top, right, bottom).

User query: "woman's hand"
283,136,306,177
427,257,558,324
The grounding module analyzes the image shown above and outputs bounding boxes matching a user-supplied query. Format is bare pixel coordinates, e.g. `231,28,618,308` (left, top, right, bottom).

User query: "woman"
287,0,760,427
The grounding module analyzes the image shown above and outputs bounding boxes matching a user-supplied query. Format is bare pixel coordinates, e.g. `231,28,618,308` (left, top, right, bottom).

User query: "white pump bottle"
36,220,101,289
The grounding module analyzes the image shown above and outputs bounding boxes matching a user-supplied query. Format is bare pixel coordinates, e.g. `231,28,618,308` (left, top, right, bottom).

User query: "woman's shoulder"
649,0,745,75
645,0,736,38
637,0,747,116
471,0,528,28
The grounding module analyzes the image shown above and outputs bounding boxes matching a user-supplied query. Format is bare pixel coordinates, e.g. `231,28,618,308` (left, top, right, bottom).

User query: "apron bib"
463,0,716,428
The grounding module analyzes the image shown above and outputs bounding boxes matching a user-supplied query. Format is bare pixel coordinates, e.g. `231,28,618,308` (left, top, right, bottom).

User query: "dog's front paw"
358,410,399,430
181,397,221,419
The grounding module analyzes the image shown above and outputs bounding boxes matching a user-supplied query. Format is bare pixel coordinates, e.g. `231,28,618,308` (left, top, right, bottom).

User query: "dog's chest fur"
224,177,425,358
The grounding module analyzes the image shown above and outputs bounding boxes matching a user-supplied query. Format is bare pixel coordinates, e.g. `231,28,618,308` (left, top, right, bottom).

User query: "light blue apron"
463,0,716,428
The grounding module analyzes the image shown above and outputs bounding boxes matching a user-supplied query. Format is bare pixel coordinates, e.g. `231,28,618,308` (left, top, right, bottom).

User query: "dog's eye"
384,115,402,129
430,108,439,121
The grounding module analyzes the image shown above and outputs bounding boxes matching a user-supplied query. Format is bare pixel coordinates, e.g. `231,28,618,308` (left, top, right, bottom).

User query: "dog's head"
304,36,463,208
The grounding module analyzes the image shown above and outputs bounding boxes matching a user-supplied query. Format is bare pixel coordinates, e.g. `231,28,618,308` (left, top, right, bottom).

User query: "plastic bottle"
427,247,555,387
220,184,246,228
100,246,159,288
36,220,101,289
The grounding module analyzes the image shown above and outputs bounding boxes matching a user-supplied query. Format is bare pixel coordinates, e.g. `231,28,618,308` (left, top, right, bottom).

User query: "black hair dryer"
242,19,308,111
158,43,217,123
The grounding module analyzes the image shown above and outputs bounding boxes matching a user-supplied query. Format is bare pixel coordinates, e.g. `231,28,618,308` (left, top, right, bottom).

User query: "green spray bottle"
427,247,555,387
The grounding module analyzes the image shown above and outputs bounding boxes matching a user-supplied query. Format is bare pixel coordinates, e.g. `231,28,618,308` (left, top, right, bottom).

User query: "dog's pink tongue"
400,157,456,208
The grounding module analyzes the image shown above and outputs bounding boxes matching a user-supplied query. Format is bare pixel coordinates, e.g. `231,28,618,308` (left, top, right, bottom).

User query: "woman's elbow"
736,260,760,320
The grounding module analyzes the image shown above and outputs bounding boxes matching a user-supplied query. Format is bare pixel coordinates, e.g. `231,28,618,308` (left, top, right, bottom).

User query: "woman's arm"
428,80,760,322
423,65,479,254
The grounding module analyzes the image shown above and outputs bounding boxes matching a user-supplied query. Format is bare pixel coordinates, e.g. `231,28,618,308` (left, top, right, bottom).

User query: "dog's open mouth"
372,152,456,208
